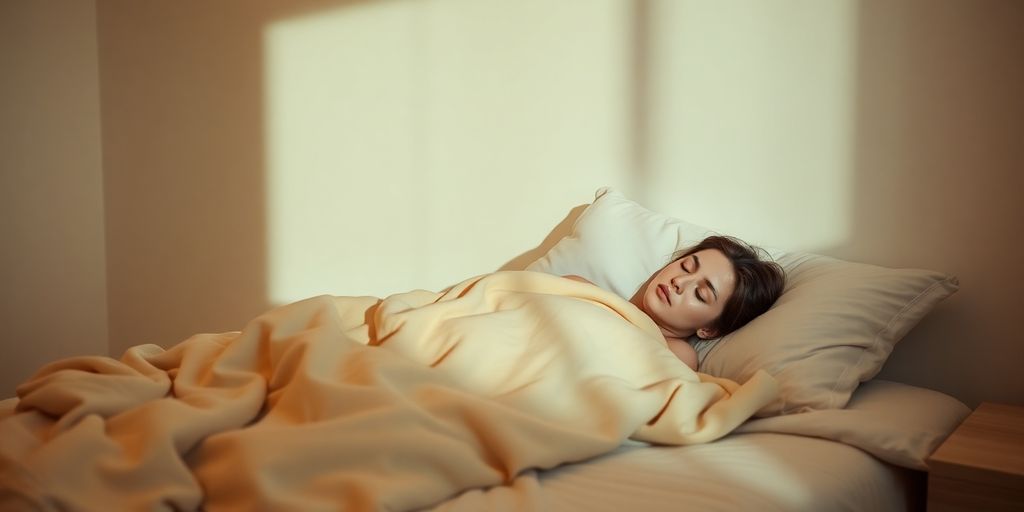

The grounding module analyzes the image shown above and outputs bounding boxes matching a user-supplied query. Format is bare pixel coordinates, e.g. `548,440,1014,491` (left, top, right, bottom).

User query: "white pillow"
527,187,959,416
526,187,716,298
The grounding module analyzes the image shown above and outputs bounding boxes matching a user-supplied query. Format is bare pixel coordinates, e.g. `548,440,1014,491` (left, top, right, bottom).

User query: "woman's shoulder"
664,337,698,371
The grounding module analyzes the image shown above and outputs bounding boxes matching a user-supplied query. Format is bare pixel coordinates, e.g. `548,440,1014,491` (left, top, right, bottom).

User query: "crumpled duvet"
0,271,777,511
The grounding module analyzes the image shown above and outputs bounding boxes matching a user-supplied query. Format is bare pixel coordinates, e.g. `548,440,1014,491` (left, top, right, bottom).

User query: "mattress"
435,433,925,511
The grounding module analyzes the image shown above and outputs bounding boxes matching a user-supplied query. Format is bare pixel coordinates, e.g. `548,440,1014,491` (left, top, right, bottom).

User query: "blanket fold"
0,271,777,511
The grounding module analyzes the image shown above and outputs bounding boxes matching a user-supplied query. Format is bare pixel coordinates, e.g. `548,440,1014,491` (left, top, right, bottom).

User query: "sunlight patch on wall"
643,0,857,253
264,2,427,304
265,1,632,304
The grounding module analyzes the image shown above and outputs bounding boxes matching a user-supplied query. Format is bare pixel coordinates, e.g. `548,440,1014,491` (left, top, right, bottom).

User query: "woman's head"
631,236,785,340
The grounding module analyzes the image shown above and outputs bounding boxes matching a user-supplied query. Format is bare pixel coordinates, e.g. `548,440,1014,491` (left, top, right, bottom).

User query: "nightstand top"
928,402,1024,489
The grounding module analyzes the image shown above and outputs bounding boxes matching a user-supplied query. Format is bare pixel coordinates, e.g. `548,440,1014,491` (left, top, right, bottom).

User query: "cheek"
706,303,727,323
674,298,702,322
686,299,718,323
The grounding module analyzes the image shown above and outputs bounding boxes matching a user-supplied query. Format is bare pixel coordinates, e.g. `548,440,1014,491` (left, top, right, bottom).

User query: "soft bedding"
0,271,777,511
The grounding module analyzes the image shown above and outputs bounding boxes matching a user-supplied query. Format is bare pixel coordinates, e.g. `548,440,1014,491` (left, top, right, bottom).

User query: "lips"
657,284,670,304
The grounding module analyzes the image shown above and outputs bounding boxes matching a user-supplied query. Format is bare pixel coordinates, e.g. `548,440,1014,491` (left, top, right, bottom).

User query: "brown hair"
675,235,785,338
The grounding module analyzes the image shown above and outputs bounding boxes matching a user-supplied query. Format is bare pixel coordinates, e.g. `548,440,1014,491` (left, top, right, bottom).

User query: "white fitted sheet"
435,433,924,511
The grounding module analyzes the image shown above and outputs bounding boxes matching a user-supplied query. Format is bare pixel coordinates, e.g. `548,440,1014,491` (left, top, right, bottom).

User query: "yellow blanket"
0,271,777,511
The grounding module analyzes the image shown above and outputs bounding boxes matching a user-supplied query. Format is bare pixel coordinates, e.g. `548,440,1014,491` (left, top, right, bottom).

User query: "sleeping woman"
565,235,785,371
2,235,786,511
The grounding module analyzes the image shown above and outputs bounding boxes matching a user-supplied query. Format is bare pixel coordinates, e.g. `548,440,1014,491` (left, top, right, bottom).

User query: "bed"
0,187,969,511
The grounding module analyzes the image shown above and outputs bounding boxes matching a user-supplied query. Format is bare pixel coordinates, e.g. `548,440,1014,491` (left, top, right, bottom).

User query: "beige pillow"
699,252,959,415
528,187,959,416
736,380,971,470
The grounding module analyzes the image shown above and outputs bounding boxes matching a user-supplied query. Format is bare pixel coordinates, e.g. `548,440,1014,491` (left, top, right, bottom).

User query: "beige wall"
4,1,1021,406
0,1,108,396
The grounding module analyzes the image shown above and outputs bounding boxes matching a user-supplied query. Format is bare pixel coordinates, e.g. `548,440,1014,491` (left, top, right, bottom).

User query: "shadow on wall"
99,0,375,357
845,0,1024,407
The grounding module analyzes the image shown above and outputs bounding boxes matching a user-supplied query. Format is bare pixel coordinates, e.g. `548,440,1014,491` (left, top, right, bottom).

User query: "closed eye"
681,257,694,273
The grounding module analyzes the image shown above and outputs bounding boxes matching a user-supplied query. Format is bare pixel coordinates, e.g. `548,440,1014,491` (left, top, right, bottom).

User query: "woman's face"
635,248,737,339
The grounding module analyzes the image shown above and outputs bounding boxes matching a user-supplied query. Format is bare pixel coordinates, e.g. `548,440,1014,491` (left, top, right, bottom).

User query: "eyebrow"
693,255,719,302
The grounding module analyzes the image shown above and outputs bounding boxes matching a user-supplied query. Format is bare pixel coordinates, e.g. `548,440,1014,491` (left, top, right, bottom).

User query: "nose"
670,274,692,292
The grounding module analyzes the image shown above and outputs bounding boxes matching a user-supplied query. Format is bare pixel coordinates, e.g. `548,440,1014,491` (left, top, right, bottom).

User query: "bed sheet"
434,432,924,512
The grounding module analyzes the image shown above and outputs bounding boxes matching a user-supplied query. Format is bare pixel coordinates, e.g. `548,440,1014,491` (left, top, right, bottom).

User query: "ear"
696,327,719,339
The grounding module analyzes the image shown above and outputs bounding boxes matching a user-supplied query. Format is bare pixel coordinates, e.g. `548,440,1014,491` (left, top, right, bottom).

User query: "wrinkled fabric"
0,271,776,511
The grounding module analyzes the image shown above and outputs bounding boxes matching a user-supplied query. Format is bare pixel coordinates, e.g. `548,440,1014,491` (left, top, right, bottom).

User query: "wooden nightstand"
927,402,1024,511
